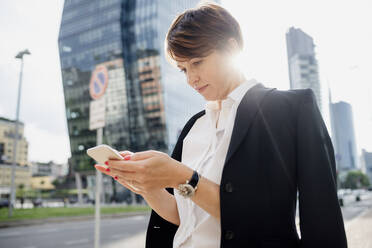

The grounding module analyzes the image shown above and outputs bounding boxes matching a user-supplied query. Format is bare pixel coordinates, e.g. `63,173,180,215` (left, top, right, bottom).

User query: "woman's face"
175,49,237,101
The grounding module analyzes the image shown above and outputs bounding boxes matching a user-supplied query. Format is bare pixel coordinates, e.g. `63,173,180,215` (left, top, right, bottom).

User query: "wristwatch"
177,170,200,198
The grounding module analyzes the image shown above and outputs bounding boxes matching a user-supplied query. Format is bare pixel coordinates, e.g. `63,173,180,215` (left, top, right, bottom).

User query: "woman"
95,3,347,248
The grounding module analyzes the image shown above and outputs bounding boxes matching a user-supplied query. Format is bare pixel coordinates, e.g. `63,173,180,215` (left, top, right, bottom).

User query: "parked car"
0,198,9,208
32,198,42,207
337,190,344,207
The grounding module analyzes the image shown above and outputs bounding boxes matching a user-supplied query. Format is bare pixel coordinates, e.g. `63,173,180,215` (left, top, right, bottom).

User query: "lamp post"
8,49,31,217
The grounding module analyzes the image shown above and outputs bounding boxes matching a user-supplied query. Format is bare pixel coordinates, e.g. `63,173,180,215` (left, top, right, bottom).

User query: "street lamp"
8,49,31,217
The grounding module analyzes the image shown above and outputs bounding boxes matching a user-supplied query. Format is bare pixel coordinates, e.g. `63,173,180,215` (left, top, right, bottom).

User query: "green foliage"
16,188,38,199
0,206,151,222
52,177,67,190
16,184,25,198
342,170,371,189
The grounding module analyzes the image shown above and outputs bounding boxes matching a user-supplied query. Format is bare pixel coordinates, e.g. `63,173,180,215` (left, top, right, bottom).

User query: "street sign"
88,65,109,248
89,65,109,100
89,97,106,130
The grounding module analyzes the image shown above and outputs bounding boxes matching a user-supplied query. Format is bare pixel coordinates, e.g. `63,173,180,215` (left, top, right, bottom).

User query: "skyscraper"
58,0,213,180
329,101,358,171
361,149,372,186
286,27,322,112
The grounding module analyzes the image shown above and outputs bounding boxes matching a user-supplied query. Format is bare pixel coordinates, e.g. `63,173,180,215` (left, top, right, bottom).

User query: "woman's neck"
216,72,246,109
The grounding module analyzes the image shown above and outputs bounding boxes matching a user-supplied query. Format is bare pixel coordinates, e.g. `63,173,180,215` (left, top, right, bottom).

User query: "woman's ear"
226,38,240,56
220,38,240,70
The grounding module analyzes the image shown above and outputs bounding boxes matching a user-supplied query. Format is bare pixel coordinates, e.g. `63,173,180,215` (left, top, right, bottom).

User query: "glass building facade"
330,101,358,171
58,0,217,197
361,149,372,187
286,27,322,113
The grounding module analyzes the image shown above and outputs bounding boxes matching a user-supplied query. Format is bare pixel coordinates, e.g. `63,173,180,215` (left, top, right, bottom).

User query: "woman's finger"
94,164,112,176
118,150,134,157
110,168,137,181
129,150,159,161
106,160,142,172
96,164,142,194
116,177,142,194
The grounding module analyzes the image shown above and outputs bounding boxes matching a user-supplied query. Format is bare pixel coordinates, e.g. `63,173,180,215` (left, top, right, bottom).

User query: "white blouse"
173,79,259,248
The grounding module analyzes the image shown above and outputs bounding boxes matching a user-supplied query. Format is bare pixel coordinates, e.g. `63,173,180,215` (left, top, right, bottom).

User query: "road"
0,214,150,248
1,192,371,248
342,192,372,221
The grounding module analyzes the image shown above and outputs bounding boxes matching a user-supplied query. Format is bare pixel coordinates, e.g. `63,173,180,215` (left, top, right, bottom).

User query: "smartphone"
88,144,140,190
86,144,124,167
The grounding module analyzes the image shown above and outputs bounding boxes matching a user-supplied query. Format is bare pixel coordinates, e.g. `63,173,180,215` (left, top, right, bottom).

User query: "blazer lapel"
223,83,275,167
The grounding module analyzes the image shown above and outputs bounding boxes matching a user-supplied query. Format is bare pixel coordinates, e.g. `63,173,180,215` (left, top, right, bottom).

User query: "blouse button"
225,230,235,240
225,182,233,193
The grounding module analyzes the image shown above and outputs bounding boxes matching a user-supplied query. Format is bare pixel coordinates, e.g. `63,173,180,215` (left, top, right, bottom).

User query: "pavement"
105,231,146,248
345,207,372,248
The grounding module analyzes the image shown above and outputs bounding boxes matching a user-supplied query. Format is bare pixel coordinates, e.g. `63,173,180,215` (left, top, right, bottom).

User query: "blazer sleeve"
296,89,347,248
145,110,206,248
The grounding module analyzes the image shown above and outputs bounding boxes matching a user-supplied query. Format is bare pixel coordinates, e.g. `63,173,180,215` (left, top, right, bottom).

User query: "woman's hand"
94,149,221,220
94,150,144,194
95,150,185,197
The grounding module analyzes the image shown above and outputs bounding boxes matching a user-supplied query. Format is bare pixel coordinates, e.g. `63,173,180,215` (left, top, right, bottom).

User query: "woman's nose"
187,71,200,87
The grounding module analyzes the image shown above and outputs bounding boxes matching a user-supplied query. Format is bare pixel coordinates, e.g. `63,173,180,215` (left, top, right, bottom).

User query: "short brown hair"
165,2,243,63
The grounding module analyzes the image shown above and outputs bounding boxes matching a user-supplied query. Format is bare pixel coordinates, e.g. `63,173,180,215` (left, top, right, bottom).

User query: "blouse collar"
204,78,258,113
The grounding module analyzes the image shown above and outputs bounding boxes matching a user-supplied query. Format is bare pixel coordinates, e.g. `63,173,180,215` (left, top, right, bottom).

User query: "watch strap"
188,170,199,188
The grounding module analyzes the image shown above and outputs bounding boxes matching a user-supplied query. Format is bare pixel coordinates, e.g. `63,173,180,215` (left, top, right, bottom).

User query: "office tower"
329,101,358,171
0,117,29,166
361,149,372,186
286,27,322,112
58,0,215,176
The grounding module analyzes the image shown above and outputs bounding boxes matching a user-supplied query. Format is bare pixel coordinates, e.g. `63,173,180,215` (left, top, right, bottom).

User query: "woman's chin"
204,97,217,102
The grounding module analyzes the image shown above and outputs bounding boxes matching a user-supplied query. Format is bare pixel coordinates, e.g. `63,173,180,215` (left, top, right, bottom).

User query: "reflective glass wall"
58,1,218,196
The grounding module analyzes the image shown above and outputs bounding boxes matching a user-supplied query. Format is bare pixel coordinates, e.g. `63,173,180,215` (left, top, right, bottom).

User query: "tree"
342,170,371,189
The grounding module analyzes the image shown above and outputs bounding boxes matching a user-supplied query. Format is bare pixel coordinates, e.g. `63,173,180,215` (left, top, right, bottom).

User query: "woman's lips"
197,85,208,92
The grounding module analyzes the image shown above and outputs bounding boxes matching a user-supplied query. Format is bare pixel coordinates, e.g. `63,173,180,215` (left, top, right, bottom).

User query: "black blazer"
145,83,347,248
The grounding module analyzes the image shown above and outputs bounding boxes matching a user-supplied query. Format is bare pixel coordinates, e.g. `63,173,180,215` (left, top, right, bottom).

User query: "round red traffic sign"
89,65,109,100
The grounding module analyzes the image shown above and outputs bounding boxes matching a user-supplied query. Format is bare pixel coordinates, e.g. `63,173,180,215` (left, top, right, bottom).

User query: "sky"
222,0,372,167
0,0,67,163
0,0,371,166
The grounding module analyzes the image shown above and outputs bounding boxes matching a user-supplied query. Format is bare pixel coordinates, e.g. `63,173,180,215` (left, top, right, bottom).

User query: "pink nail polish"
106,168,110,172
114,176,118,180
105,161,109,165
124,155,131,160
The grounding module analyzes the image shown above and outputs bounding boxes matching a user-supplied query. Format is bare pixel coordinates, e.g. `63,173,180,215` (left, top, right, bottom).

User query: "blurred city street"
1,0,372,247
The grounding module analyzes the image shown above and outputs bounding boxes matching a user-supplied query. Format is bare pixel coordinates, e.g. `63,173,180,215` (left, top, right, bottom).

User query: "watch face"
178,184,195,197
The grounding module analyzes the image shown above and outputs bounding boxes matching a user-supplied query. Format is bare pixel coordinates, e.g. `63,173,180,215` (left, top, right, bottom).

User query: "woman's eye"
193,60,202,66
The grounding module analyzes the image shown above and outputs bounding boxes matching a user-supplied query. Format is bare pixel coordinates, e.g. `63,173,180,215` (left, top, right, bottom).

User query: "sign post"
89,65,108,248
